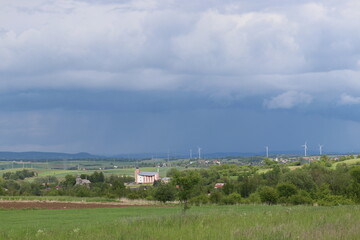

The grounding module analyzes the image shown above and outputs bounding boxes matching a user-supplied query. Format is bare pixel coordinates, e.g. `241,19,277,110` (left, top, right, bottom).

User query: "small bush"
289,190,313,205
246,192,261,204
127,192,140,200
258,186,278,205
153,183,176,203
221,193,242,205
318,195,354,206
276,183,298,198
209,191,223,204
190,194,209,206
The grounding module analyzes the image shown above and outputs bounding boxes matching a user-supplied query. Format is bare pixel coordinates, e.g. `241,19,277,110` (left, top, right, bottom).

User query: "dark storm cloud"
1,0,360,153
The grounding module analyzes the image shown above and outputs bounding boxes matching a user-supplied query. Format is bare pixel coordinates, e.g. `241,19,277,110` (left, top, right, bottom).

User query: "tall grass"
0,205,359,240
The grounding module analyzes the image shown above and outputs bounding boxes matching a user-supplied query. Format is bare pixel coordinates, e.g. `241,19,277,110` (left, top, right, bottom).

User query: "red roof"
214,183,225,188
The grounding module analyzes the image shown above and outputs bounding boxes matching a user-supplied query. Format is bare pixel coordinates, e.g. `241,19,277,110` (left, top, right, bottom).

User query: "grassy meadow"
332,158,360,168
1,204,360,240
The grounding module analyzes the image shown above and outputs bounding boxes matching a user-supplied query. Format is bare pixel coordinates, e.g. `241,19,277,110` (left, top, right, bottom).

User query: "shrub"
276,183,298,198
75,186,91,197
258,186,278,205
318,195,354,206
350,166,360,184
221,192,242,205
127,192,140,200
281,169,317,192
190,194,209,206
288,190,313,205
153,183,176,203
246,192,261,204
209,191,224,204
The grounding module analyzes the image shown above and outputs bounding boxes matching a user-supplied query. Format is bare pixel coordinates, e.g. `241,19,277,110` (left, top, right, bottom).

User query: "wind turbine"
319,145,323,155
302,142,308,157
265,146,269,158
198,147,201,159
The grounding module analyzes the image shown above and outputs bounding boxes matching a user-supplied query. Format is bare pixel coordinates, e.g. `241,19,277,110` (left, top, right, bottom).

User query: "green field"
1,204,360,240
332,158,360,169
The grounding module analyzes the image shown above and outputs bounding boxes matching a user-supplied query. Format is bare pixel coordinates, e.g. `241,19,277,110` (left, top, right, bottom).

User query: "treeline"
2,169,36,180
0,171,134,198
1,162,360,207
171,162,360,206
120,162,360,206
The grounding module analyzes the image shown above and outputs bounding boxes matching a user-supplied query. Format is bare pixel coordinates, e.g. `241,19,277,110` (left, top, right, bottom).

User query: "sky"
1,0,360,155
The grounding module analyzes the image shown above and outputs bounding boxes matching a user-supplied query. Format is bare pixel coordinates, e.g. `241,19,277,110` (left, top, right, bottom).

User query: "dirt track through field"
0,200,160,209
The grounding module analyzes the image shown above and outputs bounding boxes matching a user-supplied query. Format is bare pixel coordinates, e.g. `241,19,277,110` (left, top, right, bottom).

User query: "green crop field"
1,204,359,240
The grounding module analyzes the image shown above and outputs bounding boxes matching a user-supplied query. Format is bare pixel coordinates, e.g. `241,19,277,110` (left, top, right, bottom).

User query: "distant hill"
0,150,351,161
0,151,101,160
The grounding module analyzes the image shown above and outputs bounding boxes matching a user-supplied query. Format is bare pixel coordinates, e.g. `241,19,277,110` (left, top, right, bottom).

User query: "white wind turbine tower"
319,145,323,155
302,142,308,157
198,147,201,159
265,146,269,158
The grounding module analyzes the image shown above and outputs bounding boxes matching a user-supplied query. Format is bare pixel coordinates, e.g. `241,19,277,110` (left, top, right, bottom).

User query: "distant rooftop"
139,171,157,176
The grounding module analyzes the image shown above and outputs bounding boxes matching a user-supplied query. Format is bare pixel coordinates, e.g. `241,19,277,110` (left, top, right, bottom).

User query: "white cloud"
264,91,312,109
339,94,360,105
1,0,360,101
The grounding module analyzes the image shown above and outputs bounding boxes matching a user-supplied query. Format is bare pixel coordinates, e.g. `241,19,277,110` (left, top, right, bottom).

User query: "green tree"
63,175,76,188
264,158,277,166
209,191,223,204
276,183,298,198
189,194,209,206
281,169,317,193
320,155,329,162
111,179,126,198
166,168,180,177
350,166,360,184
239,174,263,197
153,183,176,203
172,171,200,212
222,192,242,205
258,186,278,205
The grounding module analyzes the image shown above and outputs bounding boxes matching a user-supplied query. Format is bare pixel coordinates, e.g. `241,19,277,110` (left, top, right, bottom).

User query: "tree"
264,158,277,166
111,179,126,198
153,183,176,203
63,175,76,188
209,191,223,204
166,168,180,177
281,169,317,193
239,174,263,197
172,171,200,212
320,155,329,162
276,183,298,198
222,181,235,195
258,186,278,205
350,166,360,184
222,192,242,205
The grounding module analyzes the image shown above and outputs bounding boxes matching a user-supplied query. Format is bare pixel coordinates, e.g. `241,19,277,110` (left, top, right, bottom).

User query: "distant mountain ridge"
0,150,350,160
0,151,101,160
